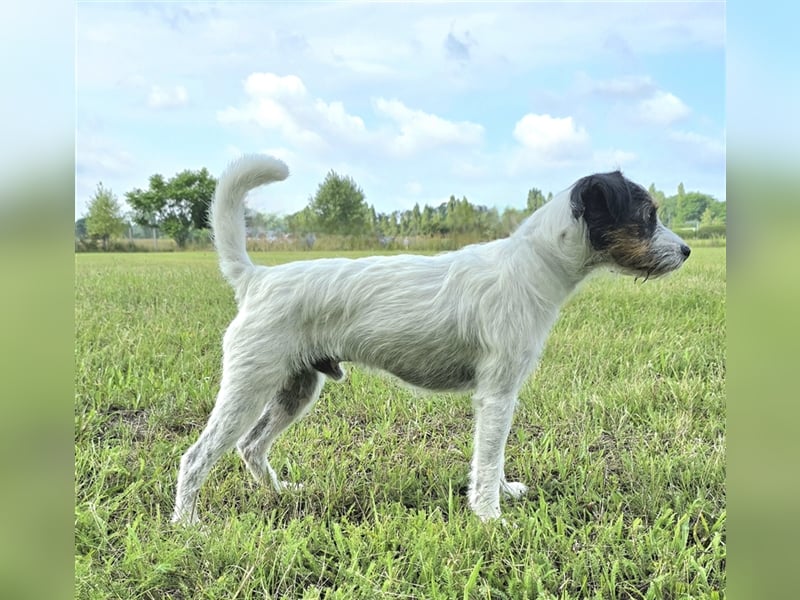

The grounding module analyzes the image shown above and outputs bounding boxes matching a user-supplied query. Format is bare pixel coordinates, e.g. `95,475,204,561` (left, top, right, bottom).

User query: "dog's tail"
210,154,289,288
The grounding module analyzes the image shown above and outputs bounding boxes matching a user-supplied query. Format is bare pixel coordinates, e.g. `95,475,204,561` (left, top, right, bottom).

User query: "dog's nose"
680,244,691,258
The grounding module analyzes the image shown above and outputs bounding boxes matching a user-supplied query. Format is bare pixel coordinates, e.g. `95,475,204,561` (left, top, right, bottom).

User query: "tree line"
77,167,726,251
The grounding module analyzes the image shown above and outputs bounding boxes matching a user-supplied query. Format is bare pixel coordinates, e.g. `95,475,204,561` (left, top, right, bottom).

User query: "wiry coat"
173,154,690,524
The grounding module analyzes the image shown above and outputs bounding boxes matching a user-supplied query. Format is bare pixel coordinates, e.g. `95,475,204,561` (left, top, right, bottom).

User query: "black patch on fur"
312,357,343,379
313,350,474,391
570,171,658,252
277,369,319,416
389,360,476,391
240,408,271,449
349,319,481,391
372,333,480,392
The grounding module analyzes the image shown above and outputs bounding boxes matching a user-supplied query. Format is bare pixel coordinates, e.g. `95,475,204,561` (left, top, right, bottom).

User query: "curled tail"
210,154,289,289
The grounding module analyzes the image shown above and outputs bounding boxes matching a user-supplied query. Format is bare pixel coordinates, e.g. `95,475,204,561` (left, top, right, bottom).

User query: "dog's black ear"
570,171,628,222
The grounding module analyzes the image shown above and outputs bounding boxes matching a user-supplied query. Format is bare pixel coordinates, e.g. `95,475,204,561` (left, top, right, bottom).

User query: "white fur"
172,154,688,524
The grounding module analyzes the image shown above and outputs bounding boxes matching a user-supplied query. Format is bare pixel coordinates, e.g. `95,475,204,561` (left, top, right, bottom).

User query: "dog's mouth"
634,266,663,283
611,253,689,282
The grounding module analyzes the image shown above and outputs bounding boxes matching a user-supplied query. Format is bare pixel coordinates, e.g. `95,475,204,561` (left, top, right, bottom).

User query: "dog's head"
569,171,690,279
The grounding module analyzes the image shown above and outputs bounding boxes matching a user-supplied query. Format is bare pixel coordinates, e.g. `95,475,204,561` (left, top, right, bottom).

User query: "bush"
75,237,99,252
75,238,148,252
696,224,727,239
672,224,727,241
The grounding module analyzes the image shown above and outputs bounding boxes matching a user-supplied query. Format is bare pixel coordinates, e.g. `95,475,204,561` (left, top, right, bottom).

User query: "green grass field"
75,248,726,599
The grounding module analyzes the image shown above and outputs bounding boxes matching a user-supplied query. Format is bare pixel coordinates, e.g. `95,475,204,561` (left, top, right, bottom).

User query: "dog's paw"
476,510,502,522
500,480,529,500
469,498,502,522
275,480,304,493
171,509,200,527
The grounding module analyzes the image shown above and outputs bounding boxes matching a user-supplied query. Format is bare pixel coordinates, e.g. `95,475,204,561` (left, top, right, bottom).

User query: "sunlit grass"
75,248,725,599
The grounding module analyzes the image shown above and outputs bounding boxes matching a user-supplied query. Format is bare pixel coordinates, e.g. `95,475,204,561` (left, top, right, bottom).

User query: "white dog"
172,154,690,524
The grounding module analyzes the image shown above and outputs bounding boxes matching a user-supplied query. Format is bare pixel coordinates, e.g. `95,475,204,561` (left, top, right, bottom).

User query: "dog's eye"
648,206,658,223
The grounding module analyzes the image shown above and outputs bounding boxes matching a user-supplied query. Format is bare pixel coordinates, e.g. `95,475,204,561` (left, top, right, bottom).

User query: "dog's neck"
507,190,596,305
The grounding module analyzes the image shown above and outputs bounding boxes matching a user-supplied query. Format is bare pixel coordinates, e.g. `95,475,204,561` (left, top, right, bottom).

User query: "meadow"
75,247,726,599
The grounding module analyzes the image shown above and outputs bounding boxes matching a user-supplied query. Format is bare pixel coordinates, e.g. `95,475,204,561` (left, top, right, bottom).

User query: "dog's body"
172,155,690,524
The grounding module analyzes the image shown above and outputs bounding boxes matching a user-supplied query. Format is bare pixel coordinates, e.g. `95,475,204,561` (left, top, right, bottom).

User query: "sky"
75,1,726,219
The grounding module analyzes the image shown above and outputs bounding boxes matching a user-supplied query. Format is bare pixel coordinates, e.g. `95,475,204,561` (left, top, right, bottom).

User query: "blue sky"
76,1,725,218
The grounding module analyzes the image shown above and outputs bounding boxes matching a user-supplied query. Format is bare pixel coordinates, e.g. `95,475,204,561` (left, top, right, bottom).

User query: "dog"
172,154,690,524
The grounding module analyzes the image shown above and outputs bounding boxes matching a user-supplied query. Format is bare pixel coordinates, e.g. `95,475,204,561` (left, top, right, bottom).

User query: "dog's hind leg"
237,369,324,493
171,376,273,525
468,390,521,521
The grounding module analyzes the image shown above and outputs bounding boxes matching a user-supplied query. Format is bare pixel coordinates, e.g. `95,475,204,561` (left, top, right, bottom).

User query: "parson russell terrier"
172,155,690,524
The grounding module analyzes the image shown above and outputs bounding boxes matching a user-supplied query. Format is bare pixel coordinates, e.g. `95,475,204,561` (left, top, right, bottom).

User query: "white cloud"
374,98,484,156
327,49,399,77
313,99,367,136
577,73,657,98
77,134,136,176
512,113,590,164
147,84,188,108
218,72,366,153
258,146,298,165
74,3,725,212
75,134,139,215
244,72,306,99
316,33,412,77
668,130,725,165
219,74,484,160
636,91,690,125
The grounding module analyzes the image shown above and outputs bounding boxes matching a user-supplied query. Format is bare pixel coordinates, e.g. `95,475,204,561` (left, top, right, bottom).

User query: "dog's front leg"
468,392,518,521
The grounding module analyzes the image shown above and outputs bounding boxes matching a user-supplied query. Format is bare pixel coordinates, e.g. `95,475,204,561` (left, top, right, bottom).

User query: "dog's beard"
618,258,686,282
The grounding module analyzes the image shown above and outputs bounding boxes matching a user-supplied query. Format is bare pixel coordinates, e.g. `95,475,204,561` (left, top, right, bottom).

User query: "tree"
649,183,675,225
75,217,87,239
310,171,370,236
286,205,318,235
701,206,715,227
263,212,288,233
676,191,716,224
500,207,527,235
411,203,422,233
420,205,441,235
648,183,666,206
445,195,479,234
526,187,547,213
710,200,726,224
85,182,125,250
125,174,165,249
675,182,686,226
475,206,501,239
126,168,216,248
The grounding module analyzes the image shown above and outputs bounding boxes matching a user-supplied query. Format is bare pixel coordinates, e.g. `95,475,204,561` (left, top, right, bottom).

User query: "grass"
75,247,726,599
